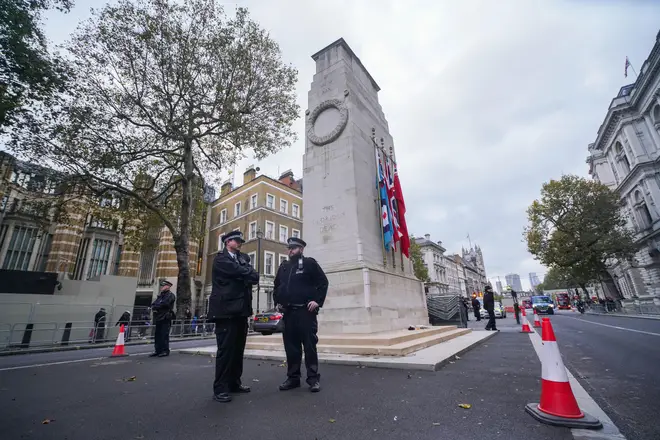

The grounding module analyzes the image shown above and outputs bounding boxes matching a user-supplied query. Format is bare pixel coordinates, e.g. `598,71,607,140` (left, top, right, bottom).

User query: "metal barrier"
426,294,466,328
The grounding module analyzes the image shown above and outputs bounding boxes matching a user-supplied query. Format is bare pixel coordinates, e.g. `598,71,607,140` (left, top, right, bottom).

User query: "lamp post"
256,229,263,313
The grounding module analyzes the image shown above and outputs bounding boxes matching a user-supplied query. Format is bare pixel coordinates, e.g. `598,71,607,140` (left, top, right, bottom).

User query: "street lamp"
256,229,263,313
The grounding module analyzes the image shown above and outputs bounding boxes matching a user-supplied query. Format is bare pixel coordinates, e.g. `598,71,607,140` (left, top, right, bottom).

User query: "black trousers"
154,319,171,354
283,308,320,385
485,309,497,330
213,317,248,395
473,310,481,321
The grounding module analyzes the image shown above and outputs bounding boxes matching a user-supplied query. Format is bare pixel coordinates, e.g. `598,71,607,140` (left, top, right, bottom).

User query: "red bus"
556,292,571,310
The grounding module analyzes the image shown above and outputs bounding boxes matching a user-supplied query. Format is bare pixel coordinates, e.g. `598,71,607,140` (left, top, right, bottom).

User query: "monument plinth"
303,38,429,334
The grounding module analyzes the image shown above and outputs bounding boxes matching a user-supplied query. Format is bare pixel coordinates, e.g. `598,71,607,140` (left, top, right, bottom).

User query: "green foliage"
409,239,429,282
537,266,578,291
0,0,73,132
524,175,636,286
9,0,300,315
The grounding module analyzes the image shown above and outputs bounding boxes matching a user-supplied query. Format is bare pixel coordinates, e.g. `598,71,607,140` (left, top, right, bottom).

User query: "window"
234,201,242,217
634,190,653,229
279,254,288,268
279,225,288,243
87,239,113,279
615,142,631,174
249,221,257,240
112,244,123,275
266,194,275,209
219,209,227,224
217,234,225,251
72,238,91,280
265,221,274,240
280,199,288,214
264,251,275,276
0,195,8,212
250,194,258,209
2,226,38,271
292,229,301,239
292,203,300,218
248,252,257,270
37,233,53,272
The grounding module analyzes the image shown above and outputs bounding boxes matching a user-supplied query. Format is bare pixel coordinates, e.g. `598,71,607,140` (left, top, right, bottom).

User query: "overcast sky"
43,0,660,290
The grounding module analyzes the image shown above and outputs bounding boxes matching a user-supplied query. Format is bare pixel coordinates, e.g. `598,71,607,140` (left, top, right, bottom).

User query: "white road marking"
567,317,660,337
0,352,153,372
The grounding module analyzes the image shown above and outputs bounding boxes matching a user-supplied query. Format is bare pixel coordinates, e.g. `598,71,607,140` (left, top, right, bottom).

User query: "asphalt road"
548,311,660,440
0,332,571,440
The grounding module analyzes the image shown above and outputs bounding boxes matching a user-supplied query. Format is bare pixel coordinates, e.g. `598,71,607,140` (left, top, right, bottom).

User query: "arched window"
634,190,653,229
615,142,631,174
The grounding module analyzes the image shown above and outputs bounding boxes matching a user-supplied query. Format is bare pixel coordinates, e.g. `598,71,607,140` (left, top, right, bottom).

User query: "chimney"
424,234,431,240
243,165,257,185
279,169,300,190
220,180,232,196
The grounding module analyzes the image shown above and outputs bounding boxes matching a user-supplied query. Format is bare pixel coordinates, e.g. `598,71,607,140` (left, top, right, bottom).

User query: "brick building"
200,165,303,313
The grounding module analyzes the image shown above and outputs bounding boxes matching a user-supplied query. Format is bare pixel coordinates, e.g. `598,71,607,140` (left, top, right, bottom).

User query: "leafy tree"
409,238,429,282
10,0,299,316
524,175,636,296
0,0,73,132
537,266,578,291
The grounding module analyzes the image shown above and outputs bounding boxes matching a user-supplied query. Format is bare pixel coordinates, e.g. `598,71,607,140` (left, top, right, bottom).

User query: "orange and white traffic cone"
525,318,601,429
533,308,541,328
110,324,128,357
520,307,533,333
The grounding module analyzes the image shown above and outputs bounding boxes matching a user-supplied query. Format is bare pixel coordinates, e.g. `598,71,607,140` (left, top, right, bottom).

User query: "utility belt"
284,303,307,310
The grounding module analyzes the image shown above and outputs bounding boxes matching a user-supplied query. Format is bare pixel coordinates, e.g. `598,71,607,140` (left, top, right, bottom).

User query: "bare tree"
10,0,300,315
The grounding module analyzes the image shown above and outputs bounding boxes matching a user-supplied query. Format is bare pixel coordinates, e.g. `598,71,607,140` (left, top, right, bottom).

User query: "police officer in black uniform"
207,230,259,403
274,237,328,393
150,280,176,357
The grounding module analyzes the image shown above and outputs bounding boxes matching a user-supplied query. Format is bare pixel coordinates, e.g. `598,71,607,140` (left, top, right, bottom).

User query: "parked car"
532,295,555,315
480,301,506,319
252,308,284,335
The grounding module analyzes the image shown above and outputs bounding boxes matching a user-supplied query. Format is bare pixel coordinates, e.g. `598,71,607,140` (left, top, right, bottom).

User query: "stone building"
0,151,202,311
462,245,488,294
445,253,468,296
586,30,660,311
200,166,303,313
414,234,449,295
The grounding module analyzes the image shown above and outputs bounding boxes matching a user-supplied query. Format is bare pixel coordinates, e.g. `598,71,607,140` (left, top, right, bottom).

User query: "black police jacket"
483,291,495,311
152,290,176,322
273,254,328,308
208,249,259,320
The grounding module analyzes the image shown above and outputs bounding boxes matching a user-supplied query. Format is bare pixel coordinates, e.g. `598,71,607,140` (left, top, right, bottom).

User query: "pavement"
1,311,658,439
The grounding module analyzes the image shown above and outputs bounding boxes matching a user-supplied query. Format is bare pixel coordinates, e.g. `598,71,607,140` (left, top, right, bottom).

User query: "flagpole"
374,140,387,266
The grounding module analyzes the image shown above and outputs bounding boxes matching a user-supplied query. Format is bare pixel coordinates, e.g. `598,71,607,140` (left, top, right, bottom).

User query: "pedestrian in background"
483,285,498,331
274,237,328,393
150,280,176,357
471,294,481,322
115,310,132,341
207,230,259,403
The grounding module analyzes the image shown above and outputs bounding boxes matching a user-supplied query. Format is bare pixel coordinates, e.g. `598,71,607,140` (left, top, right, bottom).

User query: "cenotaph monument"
303,38,429,334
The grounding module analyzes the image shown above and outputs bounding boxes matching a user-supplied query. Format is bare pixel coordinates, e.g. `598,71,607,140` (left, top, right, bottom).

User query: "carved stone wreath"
306,99,349,146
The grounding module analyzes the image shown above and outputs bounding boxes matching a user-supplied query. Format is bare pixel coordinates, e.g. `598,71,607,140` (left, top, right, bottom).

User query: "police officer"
483,285,498,331
207,230,259,403
274,237,328,393
150,280,176,357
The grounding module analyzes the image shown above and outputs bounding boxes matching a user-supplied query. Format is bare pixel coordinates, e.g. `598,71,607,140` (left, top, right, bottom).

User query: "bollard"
61,322,72,346
20,324,34,349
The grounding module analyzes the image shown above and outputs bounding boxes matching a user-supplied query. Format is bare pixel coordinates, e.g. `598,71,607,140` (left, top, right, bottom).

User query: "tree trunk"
172,141,195,318
579,283,589,300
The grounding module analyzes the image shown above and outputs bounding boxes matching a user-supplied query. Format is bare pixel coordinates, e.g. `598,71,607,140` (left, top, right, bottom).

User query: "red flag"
393,165,410,257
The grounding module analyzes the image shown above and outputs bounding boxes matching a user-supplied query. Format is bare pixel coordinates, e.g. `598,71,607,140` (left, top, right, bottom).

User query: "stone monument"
303,38,429,334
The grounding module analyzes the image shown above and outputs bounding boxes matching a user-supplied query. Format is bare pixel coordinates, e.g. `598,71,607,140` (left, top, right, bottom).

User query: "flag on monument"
624,56,631,78
376,152,394,250
383,155,400,246
393,164,411,258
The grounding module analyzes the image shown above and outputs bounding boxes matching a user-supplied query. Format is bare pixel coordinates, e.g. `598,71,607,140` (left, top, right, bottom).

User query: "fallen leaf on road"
449,361,455,364
42,419,55,424
279,363,286,367
125,376,137,382
252,379,259,382
407,374,412,379
393,416,398,421
329,419,336,423
455,356,461,360
458,404,472,409
135,435,144,439
432,422,440,426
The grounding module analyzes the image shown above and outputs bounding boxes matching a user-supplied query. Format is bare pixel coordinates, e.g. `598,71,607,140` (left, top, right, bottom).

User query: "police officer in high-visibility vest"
274,237,328,393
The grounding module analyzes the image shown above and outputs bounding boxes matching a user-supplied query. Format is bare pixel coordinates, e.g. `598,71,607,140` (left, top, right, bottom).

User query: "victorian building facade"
200,166,303,314
586,30,660,311
414,234,449,295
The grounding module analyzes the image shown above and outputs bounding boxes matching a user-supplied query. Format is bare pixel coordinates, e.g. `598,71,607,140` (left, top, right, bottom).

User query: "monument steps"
246,326,472,356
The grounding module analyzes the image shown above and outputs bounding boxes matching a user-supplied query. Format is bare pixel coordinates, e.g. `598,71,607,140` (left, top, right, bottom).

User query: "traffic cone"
110,324,128,357
520,307,533,333
525,318,602,429
533,308,541,328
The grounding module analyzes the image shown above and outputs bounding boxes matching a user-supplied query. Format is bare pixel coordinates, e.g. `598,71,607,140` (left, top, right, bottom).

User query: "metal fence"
587,301,660,316
0,301,220,353
426,294,467,328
